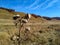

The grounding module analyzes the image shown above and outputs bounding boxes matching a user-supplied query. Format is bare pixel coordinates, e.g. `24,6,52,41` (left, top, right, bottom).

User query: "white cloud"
30,0,50,10
25,0,39,9
43,0,58,9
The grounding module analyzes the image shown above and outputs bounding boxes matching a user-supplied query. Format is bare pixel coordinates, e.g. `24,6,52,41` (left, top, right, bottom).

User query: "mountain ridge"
0,7,60,20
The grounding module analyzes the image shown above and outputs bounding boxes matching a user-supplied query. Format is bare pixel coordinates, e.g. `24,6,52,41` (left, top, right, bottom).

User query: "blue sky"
0,0,60,17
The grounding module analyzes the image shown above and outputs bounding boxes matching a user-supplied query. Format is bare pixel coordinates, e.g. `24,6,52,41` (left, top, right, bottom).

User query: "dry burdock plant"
11,13,31,45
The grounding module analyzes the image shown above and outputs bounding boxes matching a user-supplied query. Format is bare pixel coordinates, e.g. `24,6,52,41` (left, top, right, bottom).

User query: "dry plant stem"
18,18,22,45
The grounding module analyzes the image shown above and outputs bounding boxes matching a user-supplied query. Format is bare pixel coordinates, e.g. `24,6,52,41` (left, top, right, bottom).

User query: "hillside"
0,7,48,23
0,7,60,45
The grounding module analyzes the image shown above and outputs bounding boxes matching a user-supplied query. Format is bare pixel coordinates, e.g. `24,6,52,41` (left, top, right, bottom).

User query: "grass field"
0,9,60,45
0,18,60,45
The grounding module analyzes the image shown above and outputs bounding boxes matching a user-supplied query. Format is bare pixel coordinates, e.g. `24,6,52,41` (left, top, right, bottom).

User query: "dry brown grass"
0,8,60,45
